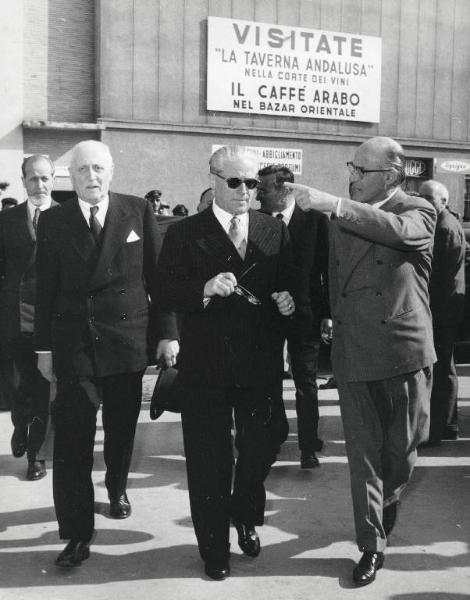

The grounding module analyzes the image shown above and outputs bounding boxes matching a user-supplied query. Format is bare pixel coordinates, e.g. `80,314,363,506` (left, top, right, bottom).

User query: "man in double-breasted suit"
257,164,330,469
35,140,162,568
0,155,57,481
155,146,295,580
286,136,436,586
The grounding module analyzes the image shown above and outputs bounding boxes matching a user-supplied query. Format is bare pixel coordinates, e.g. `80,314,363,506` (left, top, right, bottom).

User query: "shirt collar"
374,187,399,210
78,195,110,225
27,198,52,220
272,196,296,225
212,201,249,234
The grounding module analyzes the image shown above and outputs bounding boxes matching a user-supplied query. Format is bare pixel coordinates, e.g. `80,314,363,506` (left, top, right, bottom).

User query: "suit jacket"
287,204,329,339
429,208,466,325
155,208,294,388
34,193,162,378
329,189,437,382
0,200,58,356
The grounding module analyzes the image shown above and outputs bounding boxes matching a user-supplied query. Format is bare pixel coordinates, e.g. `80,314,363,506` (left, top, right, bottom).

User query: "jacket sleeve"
338,197,436,252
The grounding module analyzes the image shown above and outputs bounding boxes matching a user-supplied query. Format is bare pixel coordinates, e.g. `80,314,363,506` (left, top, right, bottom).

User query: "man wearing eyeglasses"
155,145,295,581
285,136,436,586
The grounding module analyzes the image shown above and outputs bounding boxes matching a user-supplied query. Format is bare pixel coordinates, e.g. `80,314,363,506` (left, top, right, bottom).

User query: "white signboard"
212,145,303,175
436,158,470,174
207,17,382,123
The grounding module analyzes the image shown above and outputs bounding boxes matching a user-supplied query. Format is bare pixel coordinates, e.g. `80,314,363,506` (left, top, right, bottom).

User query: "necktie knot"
276,213,284,221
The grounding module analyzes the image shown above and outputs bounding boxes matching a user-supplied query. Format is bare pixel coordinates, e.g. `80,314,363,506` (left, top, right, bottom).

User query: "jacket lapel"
89,193,134,289
195,209,245,271
61,197,97,266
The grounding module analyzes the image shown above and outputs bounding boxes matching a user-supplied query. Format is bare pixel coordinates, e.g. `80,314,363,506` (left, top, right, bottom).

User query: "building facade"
2,0,470,215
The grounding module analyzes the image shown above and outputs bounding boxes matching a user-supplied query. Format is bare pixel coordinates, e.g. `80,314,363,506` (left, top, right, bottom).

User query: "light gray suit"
329,189,437,552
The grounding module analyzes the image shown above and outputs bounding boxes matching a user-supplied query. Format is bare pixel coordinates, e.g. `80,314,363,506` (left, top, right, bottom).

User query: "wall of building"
98,0,470,145
0,1,24,202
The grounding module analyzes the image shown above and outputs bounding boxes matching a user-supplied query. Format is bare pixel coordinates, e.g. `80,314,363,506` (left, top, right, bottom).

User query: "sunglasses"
213,172,259,190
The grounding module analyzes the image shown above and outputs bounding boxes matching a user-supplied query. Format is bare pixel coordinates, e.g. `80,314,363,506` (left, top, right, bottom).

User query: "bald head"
349,136,406,204
419,180,448,214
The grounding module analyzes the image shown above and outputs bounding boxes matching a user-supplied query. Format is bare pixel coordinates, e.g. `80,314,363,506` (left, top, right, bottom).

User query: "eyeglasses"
346,162,393,178
212,172,259,190
234,283,261,305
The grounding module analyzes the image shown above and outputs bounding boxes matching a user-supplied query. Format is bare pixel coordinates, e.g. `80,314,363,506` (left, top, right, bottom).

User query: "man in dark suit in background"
35,140,162,567
257,165,330,469
286,137,436,586
0,155,57,481
155,145,295,580
419,180,466,445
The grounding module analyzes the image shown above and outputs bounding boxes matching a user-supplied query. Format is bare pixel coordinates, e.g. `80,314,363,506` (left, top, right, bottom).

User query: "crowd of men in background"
0,136,466,585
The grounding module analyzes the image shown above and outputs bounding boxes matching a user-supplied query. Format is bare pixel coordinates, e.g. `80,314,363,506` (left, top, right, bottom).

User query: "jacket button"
119,289,125,295
376,291,382,297
89,317,95,323
95,336,100,341
88,294,94,300
120,313,127,320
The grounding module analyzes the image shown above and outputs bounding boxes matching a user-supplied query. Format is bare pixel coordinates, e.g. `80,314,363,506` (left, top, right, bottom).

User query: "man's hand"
204,272,237,298
37,353,56,383
156,339,180,368
272,291,295,316
320,318,333,344
284,182,339,213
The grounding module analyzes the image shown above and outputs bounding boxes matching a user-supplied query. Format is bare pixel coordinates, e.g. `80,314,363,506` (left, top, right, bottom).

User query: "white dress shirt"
78,195,109,228
212,201,249,239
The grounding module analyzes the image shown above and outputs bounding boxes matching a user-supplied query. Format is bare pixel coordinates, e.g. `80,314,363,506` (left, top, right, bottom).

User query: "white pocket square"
126,230,140,243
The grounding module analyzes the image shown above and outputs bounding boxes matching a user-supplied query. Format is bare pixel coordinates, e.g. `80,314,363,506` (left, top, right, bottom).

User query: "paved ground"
0,368,469,600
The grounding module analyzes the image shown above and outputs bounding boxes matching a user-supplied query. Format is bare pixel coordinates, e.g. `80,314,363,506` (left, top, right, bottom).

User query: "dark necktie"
89,205,102,246
228,216,246,259
33,207,41,234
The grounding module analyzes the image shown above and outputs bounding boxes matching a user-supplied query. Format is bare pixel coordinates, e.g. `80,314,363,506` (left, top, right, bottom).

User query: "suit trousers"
429,322,459,441
9,334,50,461
337,367,432,552
180,384,288,562
287,336,321,452
52,371,143,541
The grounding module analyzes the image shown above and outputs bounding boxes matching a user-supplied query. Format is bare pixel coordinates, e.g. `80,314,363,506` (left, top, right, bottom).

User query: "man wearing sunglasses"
285,136,436,586
155,145,295,581
257,165,330,470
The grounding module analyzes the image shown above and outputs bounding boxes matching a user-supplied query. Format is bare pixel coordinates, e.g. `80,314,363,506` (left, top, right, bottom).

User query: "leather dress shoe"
11,427,28,458
353,551,384,586
27,460,47,481
109,493,131,519
234,522,260,557
319,376,337,390
300,451,320,469
383,501,400,536
204,558,230,580
55,539,90,567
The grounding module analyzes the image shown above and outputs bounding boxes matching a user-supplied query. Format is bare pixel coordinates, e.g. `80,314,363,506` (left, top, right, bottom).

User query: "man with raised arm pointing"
285,136,436,586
